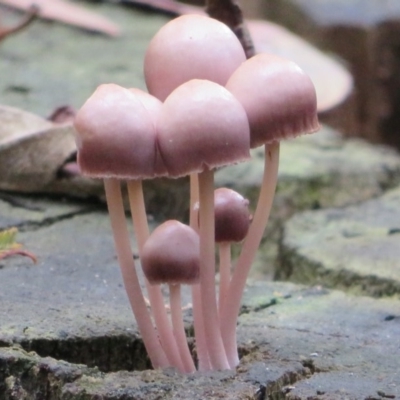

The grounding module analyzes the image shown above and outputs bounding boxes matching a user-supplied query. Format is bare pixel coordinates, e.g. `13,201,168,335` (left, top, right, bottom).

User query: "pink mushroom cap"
214,188,251,243
156,79,251,178
128,88,167,177
144,14,246,101
141,220,200,286
225,53,320,148
74,84,164,180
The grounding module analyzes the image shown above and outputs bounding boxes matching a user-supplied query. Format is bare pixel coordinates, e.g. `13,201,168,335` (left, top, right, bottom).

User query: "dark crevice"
265,365,314,400
16,334,152,373
15,209,97,233
0,193,44,211
0,192,103,232
239,294,293,316
265,358,325,400
0,332,328,400
0,346,89,400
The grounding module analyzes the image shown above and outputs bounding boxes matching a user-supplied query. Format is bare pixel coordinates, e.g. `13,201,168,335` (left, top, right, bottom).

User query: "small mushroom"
213,188,251,313
157,79,251,370
74,84,159,179
226,53,319,149
142,220,199,373
222,53,320,367
144,14,246,102
74,83,171,370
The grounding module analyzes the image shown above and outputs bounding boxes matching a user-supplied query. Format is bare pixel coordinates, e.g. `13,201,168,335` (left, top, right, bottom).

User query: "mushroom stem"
169,283,196,373
220,142,280,367
218,242,231,313
198,169,230,370
189,172,211,371
103,178,168,369
127,179,185,372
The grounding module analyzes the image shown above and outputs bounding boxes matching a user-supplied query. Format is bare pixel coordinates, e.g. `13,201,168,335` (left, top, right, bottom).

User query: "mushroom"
221,53,320,367
144,14,246,102
144,13,247,371
156,78,251,370
123,88,185,372
141,220,199,373
213,188,251,313
73,83,169,369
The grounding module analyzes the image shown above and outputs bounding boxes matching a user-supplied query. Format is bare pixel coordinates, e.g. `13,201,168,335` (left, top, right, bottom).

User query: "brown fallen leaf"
0,105,103,198
0,0,120,36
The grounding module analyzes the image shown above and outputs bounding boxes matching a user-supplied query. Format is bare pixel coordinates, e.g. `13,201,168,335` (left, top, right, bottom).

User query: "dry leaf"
0,0,120,36
0,105,103,198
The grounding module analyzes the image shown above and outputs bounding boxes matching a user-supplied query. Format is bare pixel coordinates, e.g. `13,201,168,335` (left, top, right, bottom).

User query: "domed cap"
144,14,246,101
141,220,200,286
157,79,251,178
214,188,251,243
226,53,319,148
74,84,162,179
128,88,167,177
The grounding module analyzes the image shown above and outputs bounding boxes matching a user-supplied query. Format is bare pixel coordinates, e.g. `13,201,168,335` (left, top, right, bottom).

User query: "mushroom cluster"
73,14,319,372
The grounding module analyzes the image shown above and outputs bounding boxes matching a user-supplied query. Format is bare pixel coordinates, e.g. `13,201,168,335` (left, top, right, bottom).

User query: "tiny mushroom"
141,220,200,373
213,188,251,313
77,84,187,372
144,14,246,102
74,84,159,180
157,78,251,370
73,83,169,369
222,53,320,367
124,88,185,372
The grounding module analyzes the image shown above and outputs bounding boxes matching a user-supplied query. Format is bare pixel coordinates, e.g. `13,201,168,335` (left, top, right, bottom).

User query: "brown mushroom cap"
144,14,246,101
225,53,320,148
141,220,200,285
214,188,251,243
157,79,251,178
74,84,161,179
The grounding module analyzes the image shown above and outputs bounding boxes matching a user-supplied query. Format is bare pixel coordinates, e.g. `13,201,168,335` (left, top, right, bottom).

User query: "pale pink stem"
189,172,211,371
220,142,280,367
103,178,168,369
169,284,196,373
127,180,185,372
198,169,230,370
218,242,231,314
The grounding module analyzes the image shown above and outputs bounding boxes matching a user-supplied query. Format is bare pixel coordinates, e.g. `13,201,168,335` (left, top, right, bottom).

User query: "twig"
0,249,37,263
206,0,255,58
0,4,39,41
